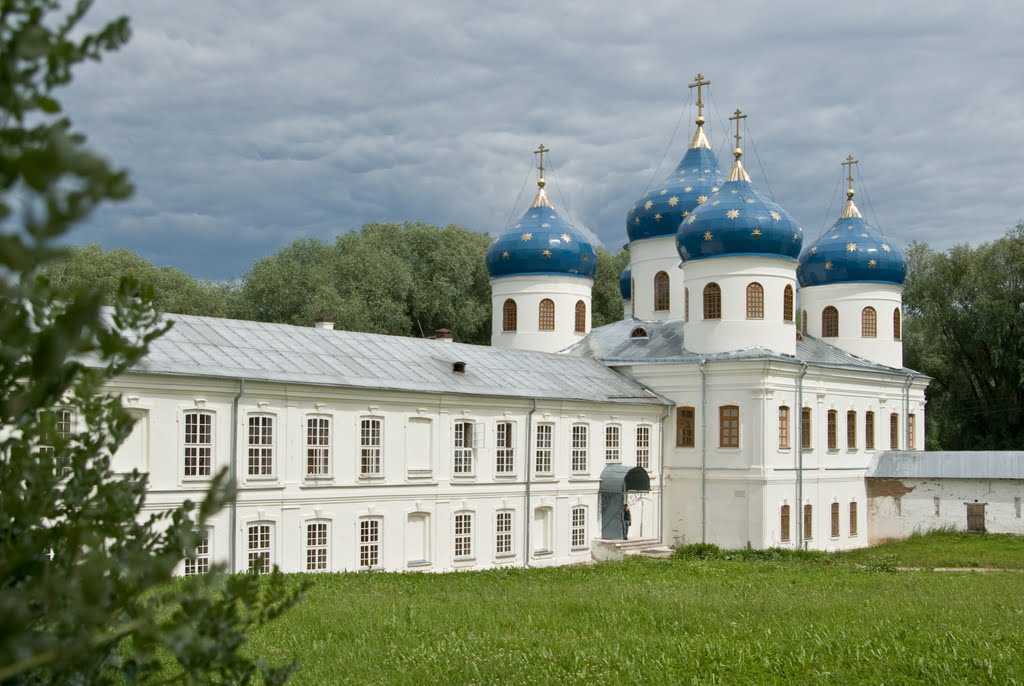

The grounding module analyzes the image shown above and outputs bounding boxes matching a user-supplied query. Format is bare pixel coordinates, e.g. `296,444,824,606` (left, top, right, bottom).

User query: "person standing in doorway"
622,503,631,540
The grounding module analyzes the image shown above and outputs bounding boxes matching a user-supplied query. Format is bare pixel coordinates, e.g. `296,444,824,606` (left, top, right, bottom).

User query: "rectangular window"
801,408,812,449
571,507,587,549
676,407,695,447
40,408,75,476
495,422,514,474
846,411,857,450
360,418,382,476
306,521,328,571
571,424,588,473
184,411,213,477
454,512,473,559
889,413,899,450
827,410,837,450
605,425,621,462
865,411,875,450
778,406,790,449
719,406,739,448
359,518,381,569
184,529,210,576
453,420,474,475
908,413,916,449
849,502,858,536
831,502,840,538
803,504,813,540
535,424,553,474
636,426,651,470
247,523,271,573
495,511,513,556
306,416,330,477
934,496,941,517
780,505,790,542
247,415,274,477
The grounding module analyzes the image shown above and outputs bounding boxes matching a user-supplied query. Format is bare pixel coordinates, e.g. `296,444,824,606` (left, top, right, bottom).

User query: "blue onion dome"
619,265,632,300
625,119,726,243
677,115,803,262
798,175,905,287
486,172,597,280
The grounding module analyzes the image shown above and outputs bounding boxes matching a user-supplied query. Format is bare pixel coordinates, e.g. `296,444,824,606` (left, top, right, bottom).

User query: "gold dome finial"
687,73,712,149
530,143,554,208
839,154,863,218
727,109,751,182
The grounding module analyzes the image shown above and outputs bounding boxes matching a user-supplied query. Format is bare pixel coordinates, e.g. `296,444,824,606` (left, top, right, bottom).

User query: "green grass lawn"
248,533,1024,685
835,529,1024,569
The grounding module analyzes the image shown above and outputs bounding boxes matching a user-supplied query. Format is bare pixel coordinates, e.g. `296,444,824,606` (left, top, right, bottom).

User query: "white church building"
100,78,930,575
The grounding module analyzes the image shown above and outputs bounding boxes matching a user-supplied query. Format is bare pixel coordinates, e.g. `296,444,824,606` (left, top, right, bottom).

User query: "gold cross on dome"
689,73,710,119
843,154,859,194
729,109,747,154
534,143,549,180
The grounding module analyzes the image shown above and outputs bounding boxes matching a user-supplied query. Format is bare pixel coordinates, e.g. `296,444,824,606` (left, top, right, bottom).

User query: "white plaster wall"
682,256,799,357
629,237,686,321
868,478,1024,542
799,282,903,369
622,298,632,319
106,373,662,575
490,275,593,353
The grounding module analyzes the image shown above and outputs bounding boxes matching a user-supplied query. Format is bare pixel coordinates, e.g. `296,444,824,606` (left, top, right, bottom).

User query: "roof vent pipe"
434,328,453,342
313,317,335,331
453,361,467,373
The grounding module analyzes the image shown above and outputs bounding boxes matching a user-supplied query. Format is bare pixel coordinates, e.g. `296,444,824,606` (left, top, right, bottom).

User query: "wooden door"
966,503,986,532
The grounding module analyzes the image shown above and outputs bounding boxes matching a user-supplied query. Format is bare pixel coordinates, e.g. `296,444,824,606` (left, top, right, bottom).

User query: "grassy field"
249,533,1024,685
836,529,1024,569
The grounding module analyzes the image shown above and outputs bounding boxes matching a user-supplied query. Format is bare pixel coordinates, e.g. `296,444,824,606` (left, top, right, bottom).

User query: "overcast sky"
64,0,1024,280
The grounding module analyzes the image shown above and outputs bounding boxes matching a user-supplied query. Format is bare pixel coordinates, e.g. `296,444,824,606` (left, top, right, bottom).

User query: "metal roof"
599,464,652,493
565,317,921,374
111,312,666,406
867,451,1024,480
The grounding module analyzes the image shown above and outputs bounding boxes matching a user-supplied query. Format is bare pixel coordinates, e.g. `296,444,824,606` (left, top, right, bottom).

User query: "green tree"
592,246,628,327
903,224,1024,449
0,2,299,683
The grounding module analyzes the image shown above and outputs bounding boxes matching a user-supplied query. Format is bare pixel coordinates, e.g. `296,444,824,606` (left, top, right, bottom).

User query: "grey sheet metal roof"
113,312,666,405
867,451,1024,480
565,318,918,374
599,464,652,493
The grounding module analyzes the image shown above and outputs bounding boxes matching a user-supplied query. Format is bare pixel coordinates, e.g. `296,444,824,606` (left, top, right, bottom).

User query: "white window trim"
303,518,332,572
358,416,384,479
570,505,588,551
452,419,476,479
304,414,333,481
604,424,622,463
245,412,277,480
182,408,215,482
494,509,515,560
534,423,554,476
636,424,652,471
184,527,212,576
357,516,383,570
244,520,275,574
570,423,589,475
453,511,475,562
494,421,516,477
405,510,432,568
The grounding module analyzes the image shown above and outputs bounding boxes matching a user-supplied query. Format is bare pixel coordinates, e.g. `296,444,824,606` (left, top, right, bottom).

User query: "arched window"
538,299,555,331
630,327,648,339
574,300,586,333
746,282,764,319
783,285,794,322
685,288,690,321
780,504,791,542
861,306,877,338
803,504,813,540
502,299,517,332
821,306,839,337
801,310,808,335
893,308,902,340
654,271,670,311
703,283,722,319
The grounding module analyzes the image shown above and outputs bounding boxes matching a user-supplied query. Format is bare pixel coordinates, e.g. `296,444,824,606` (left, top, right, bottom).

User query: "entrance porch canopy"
599,464,650,494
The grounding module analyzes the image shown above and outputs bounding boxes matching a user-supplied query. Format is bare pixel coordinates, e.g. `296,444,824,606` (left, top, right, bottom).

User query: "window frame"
830,502,840,538
574,300,587,333
305,415,331,479
778,406,790,449
745,282,764,319
538,298,555,331
849,501,859,537
247,522,272,574
801,408,812,449
846,410,857,450
685,287,690,321
780,504,791,543
495,509,514,558
803,504,813,541
502,298,517,332
783,284,794,322
453,511,474,561
305,520,330,572
604,424,621,462
908,413,916,449
358,516,382,570
570,506,588,550
719,405,739,449
827,410,838,451
184,528,211,576
703,282,722,320
246,413,275,479
654,271,670,311
495,421,515,475
534,423,554,475
865,411,875,450
570,423,589,474
636,425,651,470
183,410,214,480
676,407,695,448
893,308,902,340
453,419,475,477
889,413,899,450
861,306,877,338
822,306,839,338
359,416,383,478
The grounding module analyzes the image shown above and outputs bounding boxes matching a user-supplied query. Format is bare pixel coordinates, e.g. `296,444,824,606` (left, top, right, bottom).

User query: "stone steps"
592,538,673,562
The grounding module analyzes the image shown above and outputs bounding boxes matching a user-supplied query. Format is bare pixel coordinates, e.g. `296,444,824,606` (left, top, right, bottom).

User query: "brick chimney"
314,317,335,331
434,328,453,342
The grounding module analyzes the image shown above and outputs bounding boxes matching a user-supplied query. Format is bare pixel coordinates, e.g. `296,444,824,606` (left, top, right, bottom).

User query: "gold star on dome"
541,223,550,228
644,200,653,211
770,210,782,222
687,215,697,224
654,213,663,222
745,198,756,204
549,214,556,219
868,259,878,268
521,232,533,241
711,186,720,193
831,235,840,240
792,233,799,242
847,224,855,230
502,251,510,260
726,209,740,219
561,233,572,243
542,249,552,257
731,189,739,194
643,193,649,199
684,186,693,193
752,228,762,237
846,242,858,252
825,261,833,270
712,200,721,206
704,231,713,241
691,167,698,172
682,210,690,218
881,244,892,252
860,233,869,238
634,218,640,225
660,189,668,195
697,195,708,205
810,246,817,254
704,169,711,173
668,196,679,207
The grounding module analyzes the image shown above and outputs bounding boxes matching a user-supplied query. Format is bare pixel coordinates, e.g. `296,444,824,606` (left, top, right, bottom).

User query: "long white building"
100,79,932,575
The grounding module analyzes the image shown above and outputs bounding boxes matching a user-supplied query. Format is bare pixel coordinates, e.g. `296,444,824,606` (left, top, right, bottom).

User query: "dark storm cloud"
64,0,1024,279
